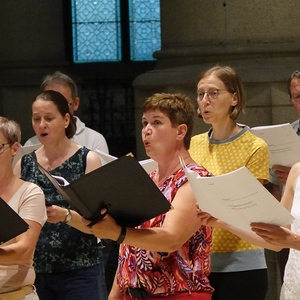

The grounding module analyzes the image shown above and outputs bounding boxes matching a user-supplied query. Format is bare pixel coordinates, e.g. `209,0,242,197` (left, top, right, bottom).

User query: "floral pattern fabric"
21,147,100,273
117,164,214,296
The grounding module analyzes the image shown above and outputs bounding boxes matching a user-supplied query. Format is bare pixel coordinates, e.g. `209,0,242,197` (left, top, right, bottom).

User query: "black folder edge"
0,197,29,244
35,155,173,227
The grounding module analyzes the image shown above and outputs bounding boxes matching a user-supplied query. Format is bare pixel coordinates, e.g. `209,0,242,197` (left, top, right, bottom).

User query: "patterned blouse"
117,163,214,296
21,147,100,273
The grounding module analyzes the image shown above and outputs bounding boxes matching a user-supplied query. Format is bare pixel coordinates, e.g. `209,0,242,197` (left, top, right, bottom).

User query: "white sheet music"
180,158,294,231
250,123,300,167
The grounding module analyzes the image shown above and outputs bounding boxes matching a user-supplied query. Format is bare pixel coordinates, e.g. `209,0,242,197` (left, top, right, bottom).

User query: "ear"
64,113,71,128
11,142,20,158
73,96,80,112
177,124,188,141
231,92,238,106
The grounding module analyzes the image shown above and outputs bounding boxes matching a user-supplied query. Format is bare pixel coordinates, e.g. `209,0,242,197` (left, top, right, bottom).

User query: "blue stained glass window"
71,0,161,63
128,0,161,61
71,0,121,62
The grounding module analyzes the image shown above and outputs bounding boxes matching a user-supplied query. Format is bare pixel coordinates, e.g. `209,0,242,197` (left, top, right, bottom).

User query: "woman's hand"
82,209,121,241
196,205,220,227
46,205,68,223
272,165,291,186
251,222,295,248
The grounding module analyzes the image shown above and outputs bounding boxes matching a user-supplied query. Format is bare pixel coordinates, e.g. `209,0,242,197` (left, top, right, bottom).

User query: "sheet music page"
250,123,300,167
139,158,157,174
180,161,294,231
95,150,118,165
96,149,158,173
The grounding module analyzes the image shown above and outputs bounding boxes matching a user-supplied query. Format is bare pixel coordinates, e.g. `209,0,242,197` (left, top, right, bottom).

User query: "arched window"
71,0,161,63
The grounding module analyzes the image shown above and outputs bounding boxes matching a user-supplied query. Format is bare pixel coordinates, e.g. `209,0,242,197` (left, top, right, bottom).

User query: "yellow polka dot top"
189,126,270,253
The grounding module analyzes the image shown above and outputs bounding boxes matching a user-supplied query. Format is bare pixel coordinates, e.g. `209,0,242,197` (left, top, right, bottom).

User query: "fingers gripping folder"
37,156,172,227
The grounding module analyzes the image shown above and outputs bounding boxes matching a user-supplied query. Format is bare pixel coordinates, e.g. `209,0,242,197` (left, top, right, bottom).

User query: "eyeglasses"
0,142,10,155
197,89,230,101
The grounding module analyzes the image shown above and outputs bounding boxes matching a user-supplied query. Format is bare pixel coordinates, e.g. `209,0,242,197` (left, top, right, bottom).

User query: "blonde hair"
0,116,21,144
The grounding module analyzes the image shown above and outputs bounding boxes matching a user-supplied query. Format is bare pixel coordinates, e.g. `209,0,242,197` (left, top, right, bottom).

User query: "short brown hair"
142,93,195,149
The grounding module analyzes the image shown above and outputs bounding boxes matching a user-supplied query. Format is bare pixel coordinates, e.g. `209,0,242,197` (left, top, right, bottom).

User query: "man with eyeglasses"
270,69,300,284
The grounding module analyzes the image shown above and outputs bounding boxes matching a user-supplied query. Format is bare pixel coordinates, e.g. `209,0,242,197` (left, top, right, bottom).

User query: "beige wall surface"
161,0,299,48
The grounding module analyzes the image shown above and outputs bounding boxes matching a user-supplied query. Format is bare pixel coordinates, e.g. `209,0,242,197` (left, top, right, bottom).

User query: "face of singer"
0,131,18,171
0,132,10,167
141,109,185,160
290,77,300,116
197,74,237,126
31,98,70,145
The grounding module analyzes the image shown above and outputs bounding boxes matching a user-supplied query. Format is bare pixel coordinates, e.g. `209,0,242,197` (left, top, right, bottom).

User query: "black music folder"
38,156,172,227
0,198,29,244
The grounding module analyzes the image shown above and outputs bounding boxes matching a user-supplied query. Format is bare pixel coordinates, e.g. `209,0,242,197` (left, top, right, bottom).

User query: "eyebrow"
142,114,164,119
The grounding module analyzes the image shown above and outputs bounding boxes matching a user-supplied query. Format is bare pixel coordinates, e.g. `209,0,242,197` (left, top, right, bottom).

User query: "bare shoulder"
290,162,300,176
86,150,101,172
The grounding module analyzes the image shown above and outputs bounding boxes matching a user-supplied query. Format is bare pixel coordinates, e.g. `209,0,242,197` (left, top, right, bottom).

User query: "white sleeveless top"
280,175,300,299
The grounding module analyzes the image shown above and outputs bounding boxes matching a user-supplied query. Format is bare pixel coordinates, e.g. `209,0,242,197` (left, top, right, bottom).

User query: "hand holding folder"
37,156,172,227
180,157,294,232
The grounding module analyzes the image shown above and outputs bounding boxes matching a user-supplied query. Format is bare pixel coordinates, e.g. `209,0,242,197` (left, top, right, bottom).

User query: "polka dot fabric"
189,127,270,253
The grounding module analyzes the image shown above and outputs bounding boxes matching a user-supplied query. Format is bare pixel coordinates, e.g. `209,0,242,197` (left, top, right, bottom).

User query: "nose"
142,124,151,136
198,96,209,110
201,92,211,103
39,118,47,127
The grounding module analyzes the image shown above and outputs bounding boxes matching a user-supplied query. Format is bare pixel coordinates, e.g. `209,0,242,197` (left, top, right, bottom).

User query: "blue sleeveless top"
21,147,100,273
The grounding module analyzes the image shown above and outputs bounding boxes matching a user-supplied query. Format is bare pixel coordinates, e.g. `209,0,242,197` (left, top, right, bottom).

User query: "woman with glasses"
189,65,270,300
0,116,46,299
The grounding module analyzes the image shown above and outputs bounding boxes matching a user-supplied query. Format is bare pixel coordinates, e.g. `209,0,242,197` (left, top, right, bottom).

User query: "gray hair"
0,116,21,144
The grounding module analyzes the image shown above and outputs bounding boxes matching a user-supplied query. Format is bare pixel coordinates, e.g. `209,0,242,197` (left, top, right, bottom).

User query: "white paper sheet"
180,157,294,231
250,123,300,167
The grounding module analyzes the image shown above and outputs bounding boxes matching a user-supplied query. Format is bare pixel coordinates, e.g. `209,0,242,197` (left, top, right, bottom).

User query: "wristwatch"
63,209,72,224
